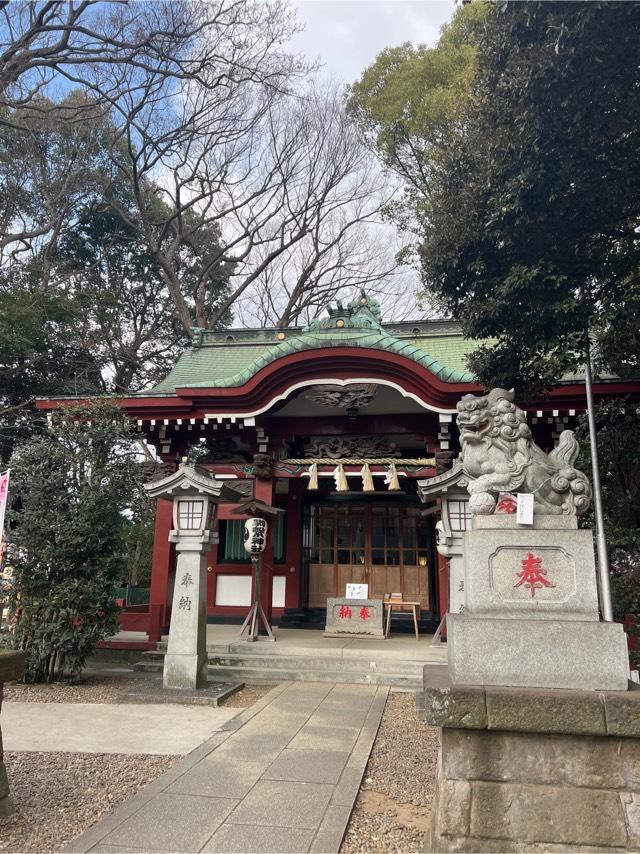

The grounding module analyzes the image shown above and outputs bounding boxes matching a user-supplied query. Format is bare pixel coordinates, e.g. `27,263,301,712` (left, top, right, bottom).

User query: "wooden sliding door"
306,503,430,610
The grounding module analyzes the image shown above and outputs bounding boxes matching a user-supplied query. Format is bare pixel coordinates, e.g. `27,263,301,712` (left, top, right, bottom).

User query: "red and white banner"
0,470,10,547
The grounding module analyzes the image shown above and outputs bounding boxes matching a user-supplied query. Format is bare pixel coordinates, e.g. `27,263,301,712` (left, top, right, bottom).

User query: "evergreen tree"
6,400,147,682
417,2,640,391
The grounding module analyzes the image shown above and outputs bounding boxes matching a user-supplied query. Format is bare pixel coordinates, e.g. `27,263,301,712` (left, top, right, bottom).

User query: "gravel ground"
341,690,440,854
2,671,142,704
2,675,433,852
0,751,179,853
220,684,274,707
3,674,274,707
0,672,273,852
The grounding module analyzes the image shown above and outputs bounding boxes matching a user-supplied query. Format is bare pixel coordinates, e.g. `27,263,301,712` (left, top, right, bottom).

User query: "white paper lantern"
244,517,268,555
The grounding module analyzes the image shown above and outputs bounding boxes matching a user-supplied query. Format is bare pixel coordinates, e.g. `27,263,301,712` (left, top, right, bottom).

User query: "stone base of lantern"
420,666,640,853
163,651,208,691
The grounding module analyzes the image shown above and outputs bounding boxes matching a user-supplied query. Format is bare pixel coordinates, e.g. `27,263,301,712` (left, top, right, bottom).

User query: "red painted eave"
35,348,640,418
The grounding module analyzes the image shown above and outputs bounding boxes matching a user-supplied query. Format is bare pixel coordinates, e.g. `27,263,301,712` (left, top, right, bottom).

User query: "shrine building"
38,292,639,646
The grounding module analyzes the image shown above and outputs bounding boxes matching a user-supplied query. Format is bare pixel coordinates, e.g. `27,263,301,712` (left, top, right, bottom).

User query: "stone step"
133,661,164,673
205,664,423,689
134,652,431,676
133,660,424,687
133,645,445,687
154,638,447,659
207,652,427,675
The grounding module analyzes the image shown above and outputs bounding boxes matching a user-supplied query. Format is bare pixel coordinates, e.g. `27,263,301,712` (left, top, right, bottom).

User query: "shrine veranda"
37,296,640,647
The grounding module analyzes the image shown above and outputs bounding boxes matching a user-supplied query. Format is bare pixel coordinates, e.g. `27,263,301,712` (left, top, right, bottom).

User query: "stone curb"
121,681,245,707
309,685,389,854
61,682,289,853
422,665,640,738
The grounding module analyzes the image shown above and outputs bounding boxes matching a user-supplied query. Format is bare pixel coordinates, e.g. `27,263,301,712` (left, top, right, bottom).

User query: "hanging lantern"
360,463,375,492
385,463,401,491
307,462,319,490
243,517,268,555
333,463,349,492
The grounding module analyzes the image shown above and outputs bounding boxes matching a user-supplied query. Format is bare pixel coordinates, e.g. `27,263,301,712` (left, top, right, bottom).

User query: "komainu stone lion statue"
456,388,592,516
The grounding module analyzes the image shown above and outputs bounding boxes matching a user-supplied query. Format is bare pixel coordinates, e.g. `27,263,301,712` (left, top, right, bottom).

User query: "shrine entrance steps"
133,626,447,690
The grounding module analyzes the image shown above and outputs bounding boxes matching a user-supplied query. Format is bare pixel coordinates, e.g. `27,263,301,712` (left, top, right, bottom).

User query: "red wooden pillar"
284,481,302,608
148,498,173,643
254,478,275,629
437,552,449,640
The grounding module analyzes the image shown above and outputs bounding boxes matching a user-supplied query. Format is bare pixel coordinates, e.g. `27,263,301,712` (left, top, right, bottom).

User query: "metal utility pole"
583,342,614,622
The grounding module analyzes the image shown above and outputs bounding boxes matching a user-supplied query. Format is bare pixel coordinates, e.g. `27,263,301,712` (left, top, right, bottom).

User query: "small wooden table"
384,599,420,640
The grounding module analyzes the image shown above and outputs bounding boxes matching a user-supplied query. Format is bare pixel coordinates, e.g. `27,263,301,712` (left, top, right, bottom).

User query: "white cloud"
290,0,455,84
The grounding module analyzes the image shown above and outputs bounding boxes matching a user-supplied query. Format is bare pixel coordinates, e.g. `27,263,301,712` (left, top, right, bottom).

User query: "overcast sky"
289,0,456,84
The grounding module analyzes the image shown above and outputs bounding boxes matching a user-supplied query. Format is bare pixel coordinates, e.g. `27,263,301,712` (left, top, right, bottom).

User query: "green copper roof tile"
140,301,482,397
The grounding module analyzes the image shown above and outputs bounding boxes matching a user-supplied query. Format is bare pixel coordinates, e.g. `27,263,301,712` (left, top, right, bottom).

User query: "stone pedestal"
0,651,26,818
448,515,630,691
324,598,385,638
448,613,629,691
421,666,640,852
163,536,213,691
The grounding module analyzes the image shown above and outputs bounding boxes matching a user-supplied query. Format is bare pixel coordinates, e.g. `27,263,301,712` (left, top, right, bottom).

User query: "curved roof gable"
145,292,477,396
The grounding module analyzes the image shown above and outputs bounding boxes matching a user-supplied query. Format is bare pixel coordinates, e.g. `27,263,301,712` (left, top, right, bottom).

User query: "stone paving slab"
2,702,240,755
166,756,266,799
101,793,238,852
225,779,334,829
64,681,388,854
263,749,349,784
202,824,315,853
287,724,360,752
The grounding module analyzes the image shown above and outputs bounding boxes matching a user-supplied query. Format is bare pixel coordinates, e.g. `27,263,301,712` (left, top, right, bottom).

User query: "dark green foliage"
347,3,488,257
417,1,640,392
53,203,189,392
0,264,101,463
576,399,640,623
121,497,155,588
6,400,146,682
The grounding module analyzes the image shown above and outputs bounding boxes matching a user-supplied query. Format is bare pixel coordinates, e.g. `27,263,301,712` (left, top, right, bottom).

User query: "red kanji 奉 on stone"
514,552,556,598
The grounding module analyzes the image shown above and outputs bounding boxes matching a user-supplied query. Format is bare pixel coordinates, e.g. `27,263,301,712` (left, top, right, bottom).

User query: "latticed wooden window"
305,504,429,568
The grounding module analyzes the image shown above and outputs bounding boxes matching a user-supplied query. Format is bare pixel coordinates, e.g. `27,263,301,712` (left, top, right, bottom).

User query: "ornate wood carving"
304,384,377,409
304,435,402,459
252,453,275,480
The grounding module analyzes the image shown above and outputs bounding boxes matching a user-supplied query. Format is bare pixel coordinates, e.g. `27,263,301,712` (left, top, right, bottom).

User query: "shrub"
7,400,145,682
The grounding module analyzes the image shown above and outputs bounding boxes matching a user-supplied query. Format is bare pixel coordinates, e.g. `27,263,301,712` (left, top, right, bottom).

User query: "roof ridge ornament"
190,327,204,349
304,289,383,332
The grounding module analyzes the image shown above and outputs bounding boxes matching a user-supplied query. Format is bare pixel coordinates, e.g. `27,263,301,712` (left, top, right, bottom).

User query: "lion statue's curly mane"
456,388,592,516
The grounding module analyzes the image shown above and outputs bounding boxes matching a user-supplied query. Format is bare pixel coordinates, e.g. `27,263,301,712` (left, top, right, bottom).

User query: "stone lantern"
418,463,471,616
146,460,242,690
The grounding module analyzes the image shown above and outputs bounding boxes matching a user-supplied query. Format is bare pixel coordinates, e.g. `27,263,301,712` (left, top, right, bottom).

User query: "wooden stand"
384,598,420,640
238,555,275,642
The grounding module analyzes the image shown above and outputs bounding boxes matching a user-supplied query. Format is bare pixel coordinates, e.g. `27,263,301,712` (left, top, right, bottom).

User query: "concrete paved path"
2,703,240,755
64,682,388,854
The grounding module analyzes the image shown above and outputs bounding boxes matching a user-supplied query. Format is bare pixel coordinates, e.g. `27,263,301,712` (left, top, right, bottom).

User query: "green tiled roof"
143,296,480,396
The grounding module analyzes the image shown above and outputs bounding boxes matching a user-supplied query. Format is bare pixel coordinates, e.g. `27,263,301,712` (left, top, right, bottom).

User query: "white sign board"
346,583,368,600
244,517,268,555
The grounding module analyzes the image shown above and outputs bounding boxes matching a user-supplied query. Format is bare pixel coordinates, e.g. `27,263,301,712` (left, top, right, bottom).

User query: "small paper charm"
360,463,375,492
307,462,319,490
